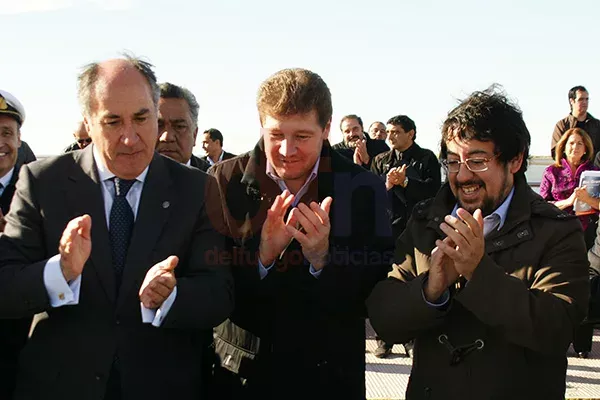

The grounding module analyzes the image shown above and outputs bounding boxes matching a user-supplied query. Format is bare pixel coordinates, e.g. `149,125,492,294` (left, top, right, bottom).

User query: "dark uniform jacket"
332,134,389,169
371,143,441,237
208,139,394,399
367,176,590,400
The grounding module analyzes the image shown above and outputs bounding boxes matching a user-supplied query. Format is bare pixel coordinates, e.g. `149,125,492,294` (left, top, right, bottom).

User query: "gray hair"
158,82,200,127
77,54,160,117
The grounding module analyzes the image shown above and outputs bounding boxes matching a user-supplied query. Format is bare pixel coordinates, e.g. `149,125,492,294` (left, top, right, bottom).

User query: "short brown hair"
554,127,594,167
256,68,332,129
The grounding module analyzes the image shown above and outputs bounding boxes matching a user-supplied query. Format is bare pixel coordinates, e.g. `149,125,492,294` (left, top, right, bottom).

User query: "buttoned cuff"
141,286,177,327
43,254,81,307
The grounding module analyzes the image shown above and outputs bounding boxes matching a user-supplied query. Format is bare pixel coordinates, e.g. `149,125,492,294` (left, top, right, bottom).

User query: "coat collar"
239,137,336,203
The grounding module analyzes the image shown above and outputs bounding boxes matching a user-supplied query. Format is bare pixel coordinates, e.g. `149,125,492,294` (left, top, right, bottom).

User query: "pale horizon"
1,0,598,159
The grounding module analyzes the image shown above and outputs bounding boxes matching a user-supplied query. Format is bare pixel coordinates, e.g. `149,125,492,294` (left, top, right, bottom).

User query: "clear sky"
1,0,598,158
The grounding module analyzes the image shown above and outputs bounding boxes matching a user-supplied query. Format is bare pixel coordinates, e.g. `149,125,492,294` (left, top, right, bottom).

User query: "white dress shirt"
207,150,225,166
0,167,15,197
43,146,177,327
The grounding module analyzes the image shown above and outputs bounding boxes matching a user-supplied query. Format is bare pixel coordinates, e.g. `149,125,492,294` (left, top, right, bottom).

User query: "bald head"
77,55,160,179
78,56,159,118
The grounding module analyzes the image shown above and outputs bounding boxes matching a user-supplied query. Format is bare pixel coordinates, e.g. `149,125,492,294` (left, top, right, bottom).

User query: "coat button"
115,318,121,325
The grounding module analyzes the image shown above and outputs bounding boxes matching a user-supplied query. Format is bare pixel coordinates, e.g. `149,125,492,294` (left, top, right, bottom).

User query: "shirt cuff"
43,254,81,307
308,264,323,278
141,286,177,327
258,259,275,280
421,277,450,307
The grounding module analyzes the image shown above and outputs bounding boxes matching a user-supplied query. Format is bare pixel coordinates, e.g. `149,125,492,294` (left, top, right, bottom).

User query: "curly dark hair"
440,85,531,176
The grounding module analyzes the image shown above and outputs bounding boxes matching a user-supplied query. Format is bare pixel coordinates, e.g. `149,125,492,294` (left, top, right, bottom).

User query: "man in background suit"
0,89,33,399
201,128,235,168
156,82,211,172
64,121,92,152
0,56,233,400
156,80,219,396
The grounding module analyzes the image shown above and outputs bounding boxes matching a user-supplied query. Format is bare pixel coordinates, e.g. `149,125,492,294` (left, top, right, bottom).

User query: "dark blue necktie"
109,178,136,284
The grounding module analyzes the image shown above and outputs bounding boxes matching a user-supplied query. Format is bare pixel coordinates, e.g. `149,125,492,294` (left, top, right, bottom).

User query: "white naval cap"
0,90,26,126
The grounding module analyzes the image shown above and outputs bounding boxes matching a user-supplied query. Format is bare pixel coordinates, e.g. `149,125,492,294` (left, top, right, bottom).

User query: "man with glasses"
367,87,590,399
64,121,92,152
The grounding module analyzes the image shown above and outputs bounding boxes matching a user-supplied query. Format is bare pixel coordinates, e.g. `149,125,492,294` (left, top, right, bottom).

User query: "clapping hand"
286,197,333,271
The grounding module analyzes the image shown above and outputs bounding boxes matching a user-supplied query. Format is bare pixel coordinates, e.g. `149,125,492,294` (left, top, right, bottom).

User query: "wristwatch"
401,177,409,188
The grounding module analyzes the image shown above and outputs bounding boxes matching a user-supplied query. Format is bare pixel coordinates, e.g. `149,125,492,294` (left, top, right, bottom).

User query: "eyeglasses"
77,138,92,145
442,155,497,173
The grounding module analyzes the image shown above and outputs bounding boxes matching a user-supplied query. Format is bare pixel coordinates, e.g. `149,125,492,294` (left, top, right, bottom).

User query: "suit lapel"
118,154,173,305
68,146,116,303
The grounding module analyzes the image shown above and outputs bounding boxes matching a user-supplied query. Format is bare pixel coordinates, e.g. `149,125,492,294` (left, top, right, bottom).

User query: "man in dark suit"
156,82,211,172
156,80,220,396
201,128,235,168
0,56,233,400
0,89,34,399
332,114,389,169
209,68,394,399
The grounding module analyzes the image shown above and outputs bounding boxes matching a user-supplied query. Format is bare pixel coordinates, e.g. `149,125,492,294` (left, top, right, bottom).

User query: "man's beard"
455,175,511,217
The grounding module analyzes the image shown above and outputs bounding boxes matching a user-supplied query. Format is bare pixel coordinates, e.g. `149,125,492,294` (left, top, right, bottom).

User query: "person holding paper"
540,127,599,358
540,127,599,239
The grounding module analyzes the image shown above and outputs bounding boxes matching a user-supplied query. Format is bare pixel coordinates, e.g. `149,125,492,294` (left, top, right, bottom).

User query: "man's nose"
455,162,475,181
158,128,175,142
279,139,297,156
121,121,140,146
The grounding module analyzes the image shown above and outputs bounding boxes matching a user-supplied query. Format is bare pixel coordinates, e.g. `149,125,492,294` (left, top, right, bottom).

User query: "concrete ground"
365,321,600,400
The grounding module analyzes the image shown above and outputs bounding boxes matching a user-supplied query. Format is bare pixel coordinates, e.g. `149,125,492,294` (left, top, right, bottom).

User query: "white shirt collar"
0,167,15,190
185,158,192,167
92,145,149,183
207,150,224,166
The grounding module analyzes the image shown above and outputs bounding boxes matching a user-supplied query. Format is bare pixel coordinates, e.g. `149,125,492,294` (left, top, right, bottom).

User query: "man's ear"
17,129,21,148
323,119,331,141
509,153,524,174
408,129,415,141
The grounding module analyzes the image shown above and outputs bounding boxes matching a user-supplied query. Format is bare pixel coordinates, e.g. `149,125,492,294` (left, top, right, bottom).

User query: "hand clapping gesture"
435,208,485,281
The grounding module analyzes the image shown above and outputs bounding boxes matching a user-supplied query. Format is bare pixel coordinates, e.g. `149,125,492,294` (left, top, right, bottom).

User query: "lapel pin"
162,201,170,209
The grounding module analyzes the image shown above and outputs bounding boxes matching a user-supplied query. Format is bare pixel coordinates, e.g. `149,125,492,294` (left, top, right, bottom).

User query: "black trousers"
104,362,122,400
